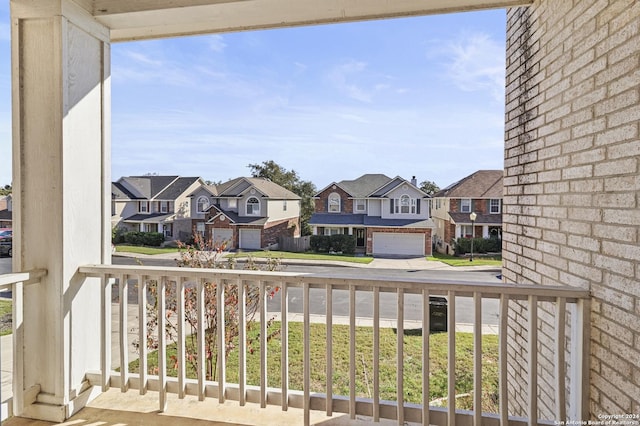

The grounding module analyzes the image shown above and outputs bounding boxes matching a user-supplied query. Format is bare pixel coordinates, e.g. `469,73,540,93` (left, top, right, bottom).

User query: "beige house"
188,177,301,250
2,1,638,425
111,175,204,240
431,170,503,255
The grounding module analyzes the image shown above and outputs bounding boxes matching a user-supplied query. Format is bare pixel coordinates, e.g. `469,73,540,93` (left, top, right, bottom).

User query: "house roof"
112,175,201,201
206,205,269,226
122,212,174,223
433,170,503,199
309,213,434,228
315,174,426,198
0,209,12,221
215,177,301,200
449,212,502,225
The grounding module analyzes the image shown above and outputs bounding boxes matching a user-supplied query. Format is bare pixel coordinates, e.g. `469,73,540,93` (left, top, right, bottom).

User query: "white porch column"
11,0,111,421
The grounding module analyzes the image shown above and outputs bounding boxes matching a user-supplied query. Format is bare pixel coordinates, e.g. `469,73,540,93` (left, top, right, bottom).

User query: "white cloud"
207,35,227,52
440,32,506,102
327,60,373,103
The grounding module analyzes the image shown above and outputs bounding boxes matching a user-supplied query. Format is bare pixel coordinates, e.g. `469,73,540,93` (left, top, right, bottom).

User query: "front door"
355,228,365,247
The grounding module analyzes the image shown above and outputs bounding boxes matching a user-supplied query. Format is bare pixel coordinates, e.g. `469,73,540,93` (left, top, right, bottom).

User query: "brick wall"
504,0,640,419
314,186,353,213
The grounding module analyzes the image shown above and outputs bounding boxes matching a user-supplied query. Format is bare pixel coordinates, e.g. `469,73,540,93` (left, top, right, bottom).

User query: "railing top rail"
78,264,590,300
0,269,47,288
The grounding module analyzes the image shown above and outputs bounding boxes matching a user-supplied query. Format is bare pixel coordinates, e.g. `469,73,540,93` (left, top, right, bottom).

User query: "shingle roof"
309,213,434,228
217,177,301,200
0,209,12,221
336,174,392,197
113,176,201,201
156,177,201,199
448,212,502,225
433,170,503,198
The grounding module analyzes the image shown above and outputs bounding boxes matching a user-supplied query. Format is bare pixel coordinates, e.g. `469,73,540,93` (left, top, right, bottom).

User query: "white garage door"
372,232,425,256
212,228,233,248
239,229,262,250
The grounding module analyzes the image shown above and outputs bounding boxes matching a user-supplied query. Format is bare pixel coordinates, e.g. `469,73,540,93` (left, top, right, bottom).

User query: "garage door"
212,228,233,249
372,232,425,256
239,229,262,250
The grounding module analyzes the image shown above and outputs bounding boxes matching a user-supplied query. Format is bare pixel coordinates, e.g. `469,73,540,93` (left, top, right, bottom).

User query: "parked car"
0,228,12,257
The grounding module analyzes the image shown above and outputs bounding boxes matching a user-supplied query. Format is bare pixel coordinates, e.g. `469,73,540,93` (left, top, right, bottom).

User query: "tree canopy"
0,185,11,196
419,180,440,196
248,161,316,235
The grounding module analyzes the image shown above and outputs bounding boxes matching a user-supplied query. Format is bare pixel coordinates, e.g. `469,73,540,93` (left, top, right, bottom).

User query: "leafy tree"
0,185,11,196
248,161,316,235
419,180,440,196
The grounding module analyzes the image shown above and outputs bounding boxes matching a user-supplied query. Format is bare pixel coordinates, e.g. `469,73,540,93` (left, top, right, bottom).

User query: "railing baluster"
422,290,430,426
397,287,404,426
373,286,380,422
447,290,456,426
281,281,289,411
473,292,482,426
259,280,267,408
528,295,538,426
218,279,226,403
13,278,24,416
158,276,167,412
101,275,112,393
303,281,310,426
196,277,206,401
238,279,246,406
176,276,186,399
119,273,129,392
555,297,566,422
325,283,332,416
499,294,509,426
572,298,590,421
349,284,356,420
138,275,147,395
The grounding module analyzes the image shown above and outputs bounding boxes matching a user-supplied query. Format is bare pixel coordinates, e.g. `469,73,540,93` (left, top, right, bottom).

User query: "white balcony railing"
77,264,590,426
0,269,47,420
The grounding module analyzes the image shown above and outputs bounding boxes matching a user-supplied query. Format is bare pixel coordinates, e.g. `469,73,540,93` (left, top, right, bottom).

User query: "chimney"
411,176,417,186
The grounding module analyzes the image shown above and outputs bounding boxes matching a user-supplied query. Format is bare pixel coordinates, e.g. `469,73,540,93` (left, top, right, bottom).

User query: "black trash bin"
429,296,448,332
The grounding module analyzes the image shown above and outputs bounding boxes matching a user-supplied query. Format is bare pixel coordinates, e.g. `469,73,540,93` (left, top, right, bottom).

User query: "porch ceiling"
87,0,533,42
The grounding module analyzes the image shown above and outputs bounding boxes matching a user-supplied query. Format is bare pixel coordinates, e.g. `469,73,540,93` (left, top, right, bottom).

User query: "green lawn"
115,245,182,255
129,323,499,412
227,251,374,264
428,252,502,267
0,299,12,336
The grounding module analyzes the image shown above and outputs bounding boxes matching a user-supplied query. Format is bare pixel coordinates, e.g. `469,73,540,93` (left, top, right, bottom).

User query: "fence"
278,235,311,252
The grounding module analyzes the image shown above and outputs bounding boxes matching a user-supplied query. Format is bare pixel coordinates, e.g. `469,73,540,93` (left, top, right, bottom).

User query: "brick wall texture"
504,0,640,420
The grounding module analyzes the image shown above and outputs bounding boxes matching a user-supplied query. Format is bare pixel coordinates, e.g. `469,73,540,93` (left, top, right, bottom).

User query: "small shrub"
123,231,165,247
453,237,502,256
310,235,331,253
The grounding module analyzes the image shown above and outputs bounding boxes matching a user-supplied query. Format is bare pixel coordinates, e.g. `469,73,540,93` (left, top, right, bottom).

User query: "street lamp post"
469,211,477,262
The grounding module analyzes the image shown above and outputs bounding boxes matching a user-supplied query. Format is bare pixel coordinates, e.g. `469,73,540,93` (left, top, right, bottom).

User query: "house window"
196,196,210,213
228,198,237,209
328,193,341,212
246,197,260,215
159,201,170,213
460,199,471,213
461,225,473,238
138,201,149,213
164,224,173,237
355,199,366,211
196,222,205,237
395,195,416,214
490,199,501,214
324,227,343,236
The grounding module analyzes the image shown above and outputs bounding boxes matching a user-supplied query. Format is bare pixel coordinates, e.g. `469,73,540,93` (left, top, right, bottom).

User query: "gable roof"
338,174,392,197
112,175,201,201
433,170,503,199
216,177,301,200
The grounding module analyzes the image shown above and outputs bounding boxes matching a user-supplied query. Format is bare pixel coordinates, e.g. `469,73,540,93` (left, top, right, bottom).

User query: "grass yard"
129,322,499,412
0,299,12,336
428,252,502,267
115,245,182,255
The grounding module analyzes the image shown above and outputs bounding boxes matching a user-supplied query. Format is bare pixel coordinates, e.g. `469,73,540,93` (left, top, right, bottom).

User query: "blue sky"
0,5,506,190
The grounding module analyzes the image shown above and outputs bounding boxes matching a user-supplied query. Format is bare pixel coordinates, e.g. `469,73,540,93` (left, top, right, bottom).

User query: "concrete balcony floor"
5,388,399,426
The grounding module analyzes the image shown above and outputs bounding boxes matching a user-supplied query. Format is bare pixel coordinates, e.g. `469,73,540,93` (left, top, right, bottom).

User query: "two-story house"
431,170,503,255
111,175,204,239
188,177,301,250
309,174,434,256
0,195,12,228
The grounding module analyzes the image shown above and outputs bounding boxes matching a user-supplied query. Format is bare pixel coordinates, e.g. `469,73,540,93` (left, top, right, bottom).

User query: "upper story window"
246,197,260,215
394,195,417,214
355,199,366,212
490,199,501,214
159,201,171,213
460,198,471,213
196,196,210,213
328,193,341,213
138,201,149,213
